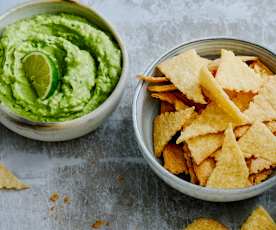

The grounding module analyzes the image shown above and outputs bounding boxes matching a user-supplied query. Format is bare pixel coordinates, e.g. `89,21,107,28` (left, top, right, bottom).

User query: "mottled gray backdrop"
0,0,275,230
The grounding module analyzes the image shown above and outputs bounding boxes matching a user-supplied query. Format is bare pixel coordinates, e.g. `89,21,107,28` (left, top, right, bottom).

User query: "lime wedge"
23,51,59,100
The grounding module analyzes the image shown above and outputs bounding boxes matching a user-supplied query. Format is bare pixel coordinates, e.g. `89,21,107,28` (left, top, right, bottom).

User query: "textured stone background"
0,1,275,230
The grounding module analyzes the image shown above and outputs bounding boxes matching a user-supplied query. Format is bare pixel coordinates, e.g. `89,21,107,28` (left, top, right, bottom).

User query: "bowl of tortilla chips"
133,38,276,202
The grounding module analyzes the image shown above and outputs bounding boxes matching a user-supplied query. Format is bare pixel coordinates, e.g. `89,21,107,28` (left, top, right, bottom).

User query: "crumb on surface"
49,192,59,202
63,195,70,204
91,220,109,229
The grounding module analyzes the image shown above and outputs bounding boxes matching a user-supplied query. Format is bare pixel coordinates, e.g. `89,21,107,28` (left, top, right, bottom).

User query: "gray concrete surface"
0,0,275,229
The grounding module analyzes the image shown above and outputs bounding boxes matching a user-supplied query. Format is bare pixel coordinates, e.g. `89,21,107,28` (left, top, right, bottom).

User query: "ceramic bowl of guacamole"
0,0,128,141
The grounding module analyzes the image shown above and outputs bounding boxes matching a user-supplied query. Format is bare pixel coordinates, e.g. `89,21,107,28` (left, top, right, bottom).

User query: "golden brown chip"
153,108,195,157
249,170,273,185
151,92,189,111
207,124,250,189
186,133,224,165
231,92,256,112
137,75,169,83
193,158,215,186
215,49,263,92
184,218,229,230
247,157,272,174
158,49,209,104
177,103,240,143
250,60,274,77
0,163,29,190
183,145,198,184
160,101,175,114
244,77,276,122
238,122,276,164
241,206,276,230
163,143,188,174
234,125,250,138
199,66,248,124
147,84,177,92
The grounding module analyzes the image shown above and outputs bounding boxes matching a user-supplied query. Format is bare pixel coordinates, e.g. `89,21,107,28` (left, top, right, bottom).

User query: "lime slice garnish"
23,51,59,100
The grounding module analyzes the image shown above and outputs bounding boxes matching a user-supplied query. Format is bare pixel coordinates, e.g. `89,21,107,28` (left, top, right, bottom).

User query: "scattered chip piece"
154,108,195,157
193,158,215,186
163,143,188,174
151,92,189,110
184,218,229,230
199,66,248,124
49,192,60,202
241,206,276,230
160,101,175,113
91,220,109,229
0,163,29,190
137,75,169,83
247,157,273,174
186,133,224,165
250,60,274,77
244,77,276,122
238,122,276,164
158,49,209,104
215,49,263,92
207,124,250,189
147,84,177,92
249,170,273,185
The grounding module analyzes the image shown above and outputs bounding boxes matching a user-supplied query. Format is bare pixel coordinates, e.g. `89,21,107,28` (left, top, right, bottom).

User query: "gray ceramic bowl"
133,38,276,202
0,0,128,141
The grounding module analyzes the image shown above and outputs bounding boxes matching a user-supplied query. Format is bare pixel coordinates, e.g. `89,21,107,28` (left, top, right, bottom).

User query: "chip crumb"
63,195,70,204
116,175,124,183
91,220,109,229
49,192,60,202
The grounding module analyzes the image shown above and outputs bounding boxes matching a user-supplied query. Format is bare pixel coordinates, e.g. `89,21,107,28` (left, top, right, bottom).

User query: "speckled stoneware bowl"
133,38,276,202
0,0,128,141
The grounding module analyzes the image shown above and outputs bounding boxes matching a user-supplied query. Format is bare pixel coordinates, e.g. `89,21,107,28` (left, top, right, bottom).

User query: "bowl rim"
132,37,276,197
0,0,128,126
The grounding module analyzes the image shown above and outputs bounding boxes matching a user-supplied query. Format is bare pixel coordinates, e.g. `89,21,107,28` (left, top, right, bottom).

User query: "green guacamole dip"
0,13,122,122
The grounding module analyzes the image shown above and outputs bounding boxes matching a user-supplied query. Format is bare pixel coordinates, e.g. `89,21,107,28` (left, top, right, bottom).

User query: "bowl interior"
135,38,276,199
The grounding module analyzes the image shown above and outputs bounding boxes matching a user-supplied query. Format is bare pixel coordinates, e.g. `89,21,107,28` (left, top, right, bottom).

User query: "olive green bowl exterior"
0,0,128,141
132,38,276,202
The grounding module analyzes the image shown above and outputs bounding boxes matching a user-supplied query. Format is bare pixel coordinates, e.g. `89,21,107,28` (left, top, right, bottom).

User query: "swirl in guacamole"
0,13,122,122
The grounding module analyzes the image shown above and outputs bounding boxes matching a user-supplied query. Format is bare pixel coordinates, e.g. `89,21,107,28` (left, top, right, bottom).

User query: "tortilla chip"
249,170,273,185
231,92,256,112
160,101,175,114
193,158,215,186
234,125,250,138
183,145,198,184
215,49,263,92
151,92,189,111
238,121,276,164
241,206,276,230
244,77,276,122
250,60,274,77
184,218,229,230
0,163,29,190
177,103,240,143
157,49,209,104
163,143,188,174
266,120,276,134
147,84,177,92
137,75,169,83
153,108,195,157
207,124,249,189
247,157,273,174
186,133,224,165
199,66,248,124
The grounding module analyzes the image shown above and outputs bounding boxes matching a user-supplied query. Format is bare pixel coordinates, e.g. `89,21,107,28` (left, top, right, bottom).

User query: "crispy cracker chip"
153,108,195,157
158,49,209,104
163,144,188,174
177,103,240,143
184,218,229,230
148,84,177,92
152,92,189,111
207,124,249,189
186,133,224,165
0,163,29,190
238,121,276,164
137,75,169,83
249,170,273,185
241,206,276,230
234,125,250,138
247,157,272,174
193,158,215,186
183,145,198,184
250,60,274,77
231,92,256,112
199,66,248,124
160,101,175,114
215,50,263,92
244,77,276,122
